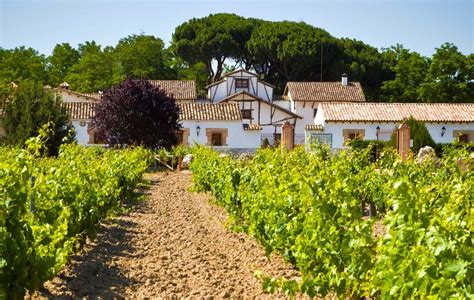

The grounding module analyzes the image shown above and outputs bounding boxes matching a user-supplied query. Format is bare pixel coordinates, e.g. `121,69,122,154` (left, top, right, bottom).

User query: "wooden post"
398,121,410,160
281,121,295,151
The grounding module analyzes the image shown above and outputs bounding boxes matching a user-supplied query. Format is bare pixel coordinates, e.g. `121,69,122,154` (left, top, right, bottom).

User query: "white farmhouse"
53,70,474,151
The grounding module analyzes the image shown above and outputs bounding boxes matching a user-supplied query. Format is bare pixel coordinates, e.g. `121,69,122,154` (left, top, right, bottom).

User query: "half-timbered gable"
207,69,274,103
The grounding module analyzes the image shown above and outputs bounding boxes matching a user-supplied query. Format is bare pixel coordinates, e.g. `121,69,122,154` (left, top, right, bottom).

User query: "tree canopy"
3,81,73,155
47,43,80,87
114,34,178,80
172,13,253,84
92,78,180,148
0,15,472,102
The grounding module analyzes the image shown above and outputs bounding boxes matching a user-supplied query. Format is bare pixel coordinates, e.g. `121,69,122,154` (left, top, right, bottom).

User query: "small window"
459,134,469,143
235,78,249,88
313,108,318,118
211,133,222,146
79,121,86,127
348,133,357,140
241,109,252,119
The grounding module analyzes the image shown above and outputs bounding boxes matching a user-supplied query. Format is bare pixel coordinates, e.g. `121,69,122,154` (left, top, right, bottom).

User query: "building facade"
24,71,474,151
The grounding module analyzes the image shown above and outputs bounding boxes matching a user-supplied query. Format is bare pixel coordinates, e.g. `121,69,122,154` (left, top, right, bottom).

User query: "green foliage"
172,13,255,84
382,43,473,103
190,144,473,298
47,43,80,87
0,137,151,298
65,41,120,92
0,47,47,84
0,17,472,102
191,146,376,297
381,46,429,102
248,21,331,92
373,147,473,298
3,81,74,155
176,61,208,96
419,43,474,103
407,116,436,153
114,34,178,80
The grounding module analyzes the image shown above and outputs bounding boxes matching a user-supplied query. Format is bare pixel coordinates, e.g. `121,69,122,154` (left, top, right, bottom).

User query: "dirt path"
35,171,301,298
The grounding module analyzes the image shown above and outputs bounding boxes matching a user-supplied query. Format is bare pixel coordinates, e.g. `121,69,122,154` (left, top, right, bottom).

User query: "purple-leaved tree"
92,78,180,148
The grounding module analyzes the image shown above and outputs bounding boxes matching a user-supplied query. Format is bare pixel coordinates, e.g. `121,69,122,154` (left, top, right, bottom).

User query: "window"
343,129,365,145
453,130,473,143
235,78,249,88
211,133,222,146
241,109,252,119
313,108,318,117
206,128,228,146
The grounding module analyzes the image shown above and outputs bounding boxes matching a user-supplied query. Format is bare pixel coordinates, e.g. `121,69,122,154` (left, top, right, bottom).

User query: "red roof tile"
286,82,366,102
321,102,474,123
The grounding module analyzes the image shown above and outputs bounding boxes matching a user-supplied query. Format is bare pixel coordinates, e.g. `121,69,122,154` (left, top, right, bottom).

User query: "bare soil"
33,171,302,298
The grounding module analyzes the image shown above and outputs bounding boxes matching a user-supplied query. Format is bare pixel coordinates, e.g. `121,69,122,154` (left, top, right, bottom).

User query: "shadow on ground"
38,178,156,298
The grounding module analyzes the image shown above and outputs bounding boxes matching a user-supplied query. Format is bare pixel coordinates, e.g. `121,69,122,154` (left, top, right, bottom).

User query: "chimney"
341,73,348,86
59,82,70,90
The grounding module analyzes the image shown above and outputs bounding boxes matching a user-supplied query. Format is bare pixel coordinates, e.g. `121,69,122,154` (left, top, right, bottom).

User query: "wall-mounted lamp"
196,125,201,136
441,126,446,137
376,126,380,138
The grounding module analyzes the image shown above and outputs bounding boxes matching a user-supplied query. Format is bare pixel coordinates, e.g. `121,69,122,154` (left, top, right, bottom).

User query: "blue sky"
1,0,472,57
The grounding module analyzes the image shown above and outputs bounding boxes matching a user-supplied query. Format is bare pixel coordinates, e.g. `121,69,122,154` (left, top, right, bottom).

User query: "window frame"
241,109,252,119
235,78,249,88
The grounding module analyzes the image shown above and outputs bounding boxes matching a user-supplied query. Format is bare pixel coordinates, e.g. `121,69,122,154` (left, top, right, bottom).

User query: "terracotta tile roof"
57,89,102,101
62,102,96,120
149,80,196,100
243,124,262,130
321,102,474,123
178,103,242,121
81,92,102,100
305,124,324,131
285,82,366,102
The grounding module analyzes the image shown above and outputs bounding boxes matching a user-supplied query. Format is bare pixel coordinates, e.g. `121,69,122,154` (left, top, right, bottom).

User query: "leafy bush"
407,116,436,153
191,145,473,298
0,137,151,298
3,81,74,155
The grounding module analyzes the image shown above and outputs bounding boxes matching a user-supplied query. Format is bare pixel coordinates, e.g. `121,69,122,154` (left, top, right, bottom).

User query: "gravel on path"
34,171,302,298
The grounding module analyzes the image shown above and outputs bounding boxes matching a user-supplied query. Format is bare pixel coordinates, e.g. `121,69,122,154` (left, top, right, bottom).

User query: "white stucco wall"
180,120,261,149
237,100,298,135
72,120,90,145
58,90,97,103
293,101,319,135
272,100,291,111
425,123,474,143
318,123,397,149
256,82,273,101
